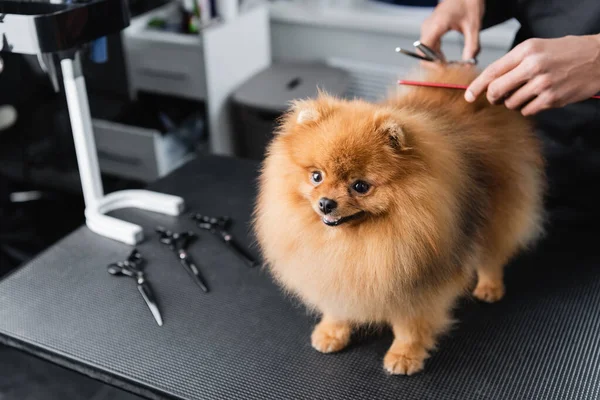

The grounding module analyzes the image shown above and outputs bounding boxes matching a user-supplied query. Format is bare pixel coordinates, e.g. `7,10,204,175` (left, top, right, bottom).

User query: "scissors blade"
395,46,433,61
413,40,445,63
219,232,258,268
137,282,163,326
178,250,209,293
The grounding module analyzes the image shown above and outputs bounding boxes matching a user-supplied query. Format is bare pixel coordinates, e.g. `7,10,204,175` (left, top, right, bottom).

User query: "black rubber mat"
0,155,599,400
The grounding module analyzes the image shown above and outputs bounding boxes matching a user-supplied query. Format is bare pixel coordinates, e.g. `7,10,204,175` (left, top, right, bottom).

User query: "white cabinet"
123,12,208,101
120,1,272,155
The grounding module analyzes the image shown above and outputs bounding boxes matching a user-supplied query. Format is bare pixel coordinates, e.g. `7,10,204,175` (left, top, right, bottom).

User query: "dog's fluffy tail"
386,64,490,111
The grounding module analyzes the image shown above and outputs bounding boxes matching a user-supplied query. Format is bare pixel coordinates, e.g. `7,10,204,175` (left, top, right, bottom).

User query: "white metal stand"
61,54,185,245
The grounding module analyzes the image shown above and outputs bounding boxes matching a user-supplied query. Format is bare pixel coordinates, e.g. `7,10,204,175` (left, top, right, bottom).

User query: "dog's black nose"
319,198,337,214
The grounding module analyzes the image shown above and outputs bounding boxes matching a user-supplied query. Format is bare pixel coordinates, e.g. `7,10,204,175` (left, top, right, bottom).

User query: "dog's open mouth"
322,211,366,227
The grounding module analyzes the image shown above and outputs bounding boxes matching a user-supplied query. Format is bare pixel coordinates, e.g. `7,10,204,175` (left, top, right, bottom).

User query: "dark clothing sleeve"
481,0,600,146
480,0,600,220
483,0,600,39
481,0,517,30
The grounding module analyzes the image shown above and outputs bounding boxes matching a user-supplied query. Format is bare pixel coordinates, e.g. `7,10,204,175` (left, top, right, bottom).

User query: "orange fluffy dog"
252,65,546,375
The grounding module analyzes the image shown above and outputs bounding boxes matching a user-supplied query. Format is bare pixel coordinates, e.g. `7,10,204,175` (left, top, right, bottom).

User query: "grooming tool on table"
397,80,600,100
192,214,258,268
395,40,477,65
156,227,209,293
107,249,163,326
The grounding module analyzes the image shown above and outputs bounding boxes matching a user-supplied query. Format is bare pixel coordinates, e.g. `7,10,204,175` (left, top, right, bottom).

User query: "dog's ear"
375,112,408,150
290,90,338,126
296,107,320,124
282,100,322,129
273,101,319,135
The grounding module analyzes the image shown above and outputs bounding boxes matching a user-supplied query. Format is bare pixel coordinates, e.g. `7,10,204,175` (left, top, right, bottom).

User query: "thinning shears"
107,249,163,327
156,227,210,293
192,214,258,268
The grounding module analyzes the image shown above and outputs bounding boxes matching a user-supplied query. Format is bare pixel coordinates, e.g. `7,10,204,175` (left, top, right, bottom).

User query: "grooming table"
0,155,599,400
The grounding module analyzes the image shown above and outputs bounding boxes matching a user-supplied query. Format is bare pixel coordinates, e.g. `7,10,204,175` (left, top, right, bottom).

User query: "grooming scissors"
192,214,258,268
156,227,210,293
107,249,163,326
395,40,477,65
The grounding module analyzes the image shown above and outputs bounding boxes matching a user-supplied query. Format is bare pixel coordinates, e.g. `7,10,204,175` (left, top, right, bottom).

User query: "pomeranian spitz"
252,65,546,375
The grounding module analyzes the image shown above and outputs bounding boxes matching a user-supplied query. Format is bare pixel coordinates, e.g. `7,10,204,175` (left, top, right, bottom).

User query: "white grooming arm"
61,53,185,245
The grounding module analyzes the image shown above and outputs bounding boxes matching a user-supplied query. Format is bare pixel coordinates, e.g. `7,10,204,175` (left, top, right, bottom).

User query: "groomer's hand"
419,0,485,61
465,35,600,116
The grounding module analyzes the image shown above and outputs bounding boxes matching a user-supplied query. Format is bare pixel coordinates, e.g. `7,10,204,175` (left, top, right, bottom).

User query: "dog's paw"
473,280,505,303
383,345,428,376
311,322,351,353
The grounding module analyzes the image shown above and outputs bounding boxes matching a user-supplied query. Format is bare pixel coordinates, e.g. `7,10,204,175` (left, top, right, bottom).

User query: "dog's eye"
352,180,370,194
311,171,323,184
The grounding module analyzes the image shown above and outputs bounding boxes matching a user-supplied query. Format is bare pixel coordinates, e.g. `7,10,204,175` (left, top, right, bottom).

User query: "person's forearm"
592,33,600,60
590,34,600,93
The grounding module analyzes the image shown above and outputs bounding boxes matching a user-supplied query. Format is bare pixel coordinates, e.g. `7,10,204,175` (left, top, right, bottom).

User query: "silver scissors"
108,249,163,327
395,40,477,65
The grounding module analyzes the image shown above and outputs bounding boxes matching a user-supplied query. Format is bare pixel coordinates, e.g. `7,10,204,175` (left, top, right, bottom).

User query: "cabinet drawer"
122,3,207,100
91,94,203,182
93,119,192,182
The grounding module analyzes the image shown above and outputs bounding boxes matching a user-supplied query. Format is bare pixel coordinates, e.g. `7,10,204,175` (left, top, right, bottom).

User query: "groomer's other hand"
420,0,485,61
465,35,600,116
